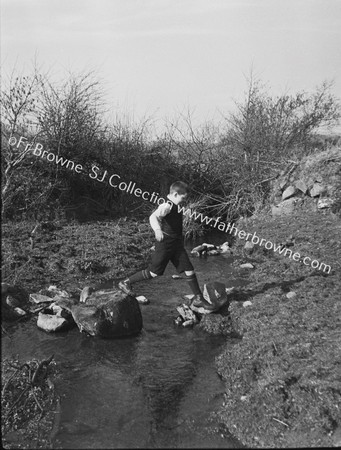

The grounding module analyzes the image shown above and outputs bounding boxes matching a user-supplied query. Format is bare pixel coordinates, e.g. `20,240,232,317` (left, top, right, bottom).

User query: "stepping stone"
136,295,149,304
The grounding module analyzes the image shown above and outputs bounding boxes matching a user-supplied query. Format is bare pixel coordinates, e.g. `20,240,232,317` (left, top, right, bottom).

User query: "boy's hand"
155,229,164,242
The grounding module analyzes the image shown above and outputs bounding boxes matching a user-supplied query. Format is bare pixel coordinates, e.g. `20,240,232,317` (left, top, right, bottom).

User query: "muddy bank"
213,210,341,448
2,219,154,294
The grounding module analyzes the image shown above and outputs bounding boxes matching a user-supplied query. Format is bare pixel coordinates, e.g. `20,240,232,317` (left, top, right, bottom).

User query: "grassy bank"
215,209,341,448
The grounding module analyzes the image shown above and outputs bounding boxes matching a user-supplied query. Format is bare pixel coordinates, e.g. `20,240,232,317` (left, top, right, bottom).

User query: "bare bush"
0,67,49,217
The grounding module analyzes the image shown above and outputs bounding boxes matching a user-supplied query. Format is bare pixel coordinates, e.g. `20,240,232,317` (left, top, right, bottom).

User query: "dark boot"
190,293,216,310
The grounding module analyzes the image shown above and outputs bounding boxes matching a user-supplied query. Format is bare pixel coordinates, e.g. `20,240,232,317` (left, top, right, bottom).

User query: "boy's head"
169,181,189,204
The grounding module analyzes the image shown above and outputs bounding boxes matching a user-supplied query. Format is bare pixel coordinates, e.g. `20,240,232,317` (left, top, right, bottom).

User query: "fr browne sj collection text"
8,136,166,205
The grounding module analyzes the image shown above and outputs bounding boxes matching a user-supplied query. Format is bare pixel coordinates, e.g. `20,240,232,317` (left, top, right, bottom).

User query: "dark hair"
170,181,189,195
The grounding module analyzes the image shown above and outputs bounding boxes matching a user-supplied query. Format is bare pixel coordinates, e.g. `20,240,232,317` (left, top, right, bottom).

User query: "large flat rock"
56,288,143,338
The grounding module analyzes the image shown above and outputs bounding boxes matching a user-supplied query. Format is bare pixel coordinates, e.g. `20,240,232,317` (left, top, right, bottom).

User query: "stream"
2,238,246,448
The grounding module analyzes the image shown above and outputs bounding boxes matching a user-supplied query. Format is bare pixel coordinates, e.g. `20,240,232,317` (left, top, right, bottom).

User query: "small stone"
202,243,216,249
14,307,26,316
272,197,300,216
191,244,206,254
240,396,247,401
243,301,252,307
225,287,236,295
174,317,183,326
136,295,149,304
295,180,308,194
286,291,296,299
310,182,326,197
48,285,58,291
317,198,334,209
240,263,254,269
172,274,181,279
219,242,231,254
207,249,220,255
177,304,197,322
37,313,68,332
244,241,254,254
182,319,195,327
282,185,297,200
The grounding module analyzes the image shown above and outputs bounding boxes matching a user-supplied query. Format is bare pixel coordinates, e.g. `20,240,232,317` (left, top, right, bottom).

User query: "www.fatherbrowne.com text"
177,204,332,274
10,135,332,274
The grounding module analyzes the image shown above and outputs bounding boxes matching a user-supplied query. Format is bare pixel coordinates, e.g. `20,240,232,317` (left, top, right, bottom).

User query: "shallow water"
2,242,245,449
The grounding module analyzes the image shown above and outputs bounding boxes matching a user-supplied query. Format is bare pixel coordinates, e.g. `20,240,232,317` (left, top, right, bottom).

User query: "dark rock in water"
56,288,143,338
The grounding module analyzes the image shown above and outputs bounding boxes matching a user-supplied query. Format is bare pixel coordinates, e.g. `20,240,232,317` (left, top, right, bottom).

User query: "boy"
118,181,215,310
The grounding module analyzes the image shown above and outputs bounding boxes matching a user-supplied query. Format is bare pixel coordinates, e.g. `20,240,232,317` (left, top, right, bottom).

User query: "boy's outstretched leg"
118,269,157,296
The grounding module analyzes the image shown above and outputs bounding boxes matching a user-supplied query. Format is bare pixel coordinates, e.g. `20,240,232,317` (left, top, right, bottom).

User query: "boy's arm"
149,203,172,240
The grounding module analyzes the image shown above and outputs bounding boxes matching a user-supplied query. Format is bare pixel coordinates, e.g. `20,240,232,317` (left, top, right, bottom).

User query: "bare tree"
37,71,106,161
1,67,43,215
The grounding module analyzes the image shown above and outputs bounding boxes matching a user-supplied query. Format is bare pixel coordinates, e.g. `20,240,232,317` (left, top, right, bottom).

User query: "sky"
1,0,341,132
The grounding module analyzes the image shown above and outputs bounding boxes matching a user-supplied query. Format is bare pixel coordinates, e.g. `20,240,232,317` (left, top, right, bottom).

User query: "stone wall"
270,147,341,217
